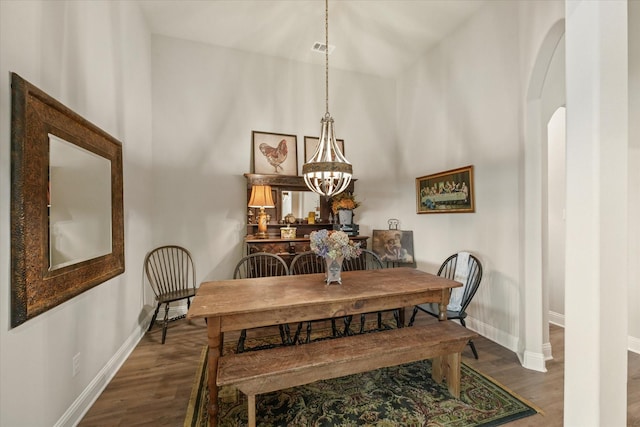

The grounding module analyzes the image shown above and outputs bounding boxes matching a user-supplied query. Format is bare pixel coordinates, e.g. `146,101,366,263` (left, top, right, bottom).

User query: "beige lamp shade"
248,185,274,239
248,185,275,208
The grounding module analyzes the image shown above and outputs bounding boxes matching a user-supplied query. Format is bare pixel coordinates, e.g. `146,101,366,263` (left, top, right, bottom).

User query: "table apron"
218,289,448,332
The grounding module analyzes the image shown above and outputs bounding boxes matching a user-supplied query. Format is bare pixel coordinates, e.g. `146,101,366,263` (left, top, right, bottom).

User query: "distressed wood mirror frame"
10,73,125,327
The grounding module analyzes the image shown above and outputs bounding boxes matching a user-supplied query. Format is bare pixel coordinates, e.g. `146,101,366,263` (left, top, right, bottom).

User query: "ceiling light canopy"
302,0,352,198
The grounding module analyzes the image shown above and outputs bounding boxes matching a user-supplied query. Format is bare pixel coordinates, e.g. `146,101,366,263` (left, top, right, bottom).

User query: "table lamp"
248,185,275,238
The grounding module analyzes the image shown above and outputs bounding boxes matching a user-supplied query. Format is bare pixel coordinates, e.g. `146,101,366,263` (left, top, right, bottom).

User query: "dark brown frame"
371,230,415,264
251,130,298,176
416,165,475,214
10,73,125,327
303,136,345,162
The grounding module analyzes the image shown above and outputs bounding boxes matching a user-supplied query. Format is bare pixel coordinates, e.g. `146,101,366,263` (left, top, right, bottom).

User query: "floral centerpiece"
310,229,361,259
310,229,362,284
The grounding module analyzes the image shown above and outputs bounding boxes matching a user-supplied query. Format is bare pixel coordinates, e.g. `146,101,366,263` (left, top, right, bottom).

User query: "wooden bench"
217,321,477,427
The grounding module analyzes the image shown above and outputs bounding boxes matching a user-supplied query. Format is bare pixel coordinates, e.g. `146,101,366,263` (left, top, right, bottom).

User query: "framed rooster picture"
252,131,298,175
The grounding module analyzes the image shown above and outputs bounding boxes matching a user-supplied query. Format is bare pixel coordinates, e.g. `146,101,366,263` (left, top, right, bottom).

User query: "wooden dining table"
187,267,461,427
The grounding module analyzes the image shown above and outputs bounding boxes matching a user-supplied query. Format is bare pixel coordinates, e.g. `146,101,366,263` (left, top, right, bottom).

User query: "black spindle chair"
342,249,396,334
233,253,290,352
144,245,197,344
289,251,341,343
408,253,483,359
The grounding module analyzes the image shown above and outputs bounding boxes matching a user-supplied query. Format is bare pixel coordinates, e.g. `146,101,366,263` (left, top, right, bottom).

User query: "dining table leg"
438,289,449,321
207,316,223,427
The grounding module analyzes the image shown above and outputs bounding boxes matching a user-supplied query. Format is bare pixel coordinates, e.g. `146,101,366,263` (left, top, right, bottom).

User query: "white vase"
325,256,344,285
338,210,353,225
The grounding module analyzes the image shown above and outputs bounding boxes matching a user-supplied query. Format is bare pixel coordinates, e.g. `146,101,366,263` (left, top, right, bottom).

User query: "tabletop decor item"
310,229,362,284
280,226,296,239
331,192,360,224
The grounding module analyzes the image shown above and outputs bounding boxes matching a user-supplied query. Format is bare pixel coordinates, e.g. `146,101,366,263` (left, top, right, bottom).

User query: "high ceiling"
139,0,486,78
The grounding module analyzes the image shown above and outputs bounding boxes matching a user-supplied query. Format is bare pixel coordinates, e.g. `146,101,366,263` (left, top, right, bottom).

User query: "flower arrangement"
310,229,362,260
331,192,360,214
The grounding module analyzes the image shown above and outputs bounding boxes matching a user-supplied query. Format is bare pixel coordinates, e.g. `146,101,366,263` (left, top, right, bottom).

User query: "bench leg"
248,394,256,427
431,353,462,399
431,356,444,384
446,352,461,398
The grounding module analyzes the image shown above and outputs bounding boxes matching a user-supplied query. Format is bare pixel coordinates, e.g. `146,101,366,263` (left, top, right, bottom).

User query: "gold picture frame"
416,165,475,214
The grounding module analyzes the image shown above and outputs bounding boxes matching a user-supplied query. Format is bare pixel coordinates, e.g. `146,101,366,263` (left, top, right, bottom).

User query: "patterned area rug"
185,329,539,427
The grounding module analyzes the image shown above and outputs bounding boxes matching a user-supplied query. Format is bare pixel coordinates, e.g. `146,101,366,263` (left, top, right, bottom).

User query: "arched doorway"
521,20,565,372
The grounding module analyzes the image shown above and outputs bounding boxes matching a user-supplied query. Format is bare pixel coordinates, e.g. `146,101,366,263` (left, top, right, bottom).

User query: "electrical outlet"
72,353,80,377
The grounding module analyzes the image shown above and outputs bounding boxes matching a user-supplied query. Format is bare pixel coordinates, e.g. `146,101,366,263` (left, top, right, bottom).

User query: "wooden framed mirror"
10,73,125,327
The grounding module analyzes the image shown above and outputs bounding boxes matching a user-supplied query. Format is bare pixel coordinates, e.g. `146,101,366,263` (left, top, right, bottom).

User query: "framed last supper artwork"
416,165,475,214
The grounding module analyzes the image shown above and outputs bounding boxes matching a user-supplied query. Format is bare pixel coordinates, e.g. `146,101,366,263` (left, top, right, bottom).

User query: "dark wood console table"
245,236,368,266
243,173,364,264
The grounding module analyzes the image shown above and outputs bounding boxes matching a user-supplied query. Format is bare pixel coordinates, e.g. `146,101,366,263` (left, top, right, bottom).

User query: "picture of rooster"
259,139,288,173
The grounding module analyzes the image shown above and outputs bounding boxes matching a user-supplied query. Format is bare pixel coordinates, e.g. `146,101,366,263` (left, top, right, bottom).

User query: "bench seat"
217,321,477,427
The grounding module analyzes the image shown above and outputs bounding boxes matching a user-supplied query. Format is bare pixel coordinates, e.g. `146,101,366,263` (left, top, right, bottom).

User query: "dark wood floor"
79,314,640,427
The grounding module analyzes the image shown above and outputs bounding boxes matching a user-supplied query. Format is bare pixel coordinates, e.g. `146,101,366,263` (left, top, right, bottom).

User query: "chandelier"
302,0,352,197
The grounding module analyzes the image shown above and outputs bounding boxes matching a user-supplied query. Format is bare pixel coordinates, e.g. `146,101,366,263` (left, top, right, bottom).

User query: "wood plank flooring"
79,314,640,426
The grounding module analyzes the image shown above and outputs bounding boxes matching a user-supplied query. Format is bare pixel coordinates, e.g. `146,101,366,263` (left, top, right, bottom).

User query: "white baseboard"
547,310,639,354
465,316,519,353
548,310,565,327
466,316,547,371
150,302,188,322
523,350,548,372
54,311,154,427
169,304,188,318
629,335,640,355
464,314,548,372
543,341,553,361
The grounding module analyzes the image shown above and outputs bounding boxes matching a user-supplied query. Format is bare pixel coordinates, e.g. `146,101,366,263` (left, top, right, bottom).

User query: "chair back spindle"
342,249,383,271
233,253,289,352
233,253,289,279
437,253,483,313
290,252,326,275
146,246,195,297
409,252,483,358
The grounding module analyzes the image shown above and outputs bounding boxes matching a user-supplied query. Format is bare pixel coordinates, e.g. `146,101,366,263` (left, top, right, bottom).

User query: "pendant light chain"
302,0,353,198
325,0,329,116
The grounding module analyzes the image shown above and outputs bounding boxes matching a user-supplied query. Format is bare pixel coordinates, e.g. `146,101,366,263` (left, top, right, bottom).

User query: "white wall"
396,1,524,350
628,0,640,351
0,1,153,426
150,35,398,281
397,0,639,362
